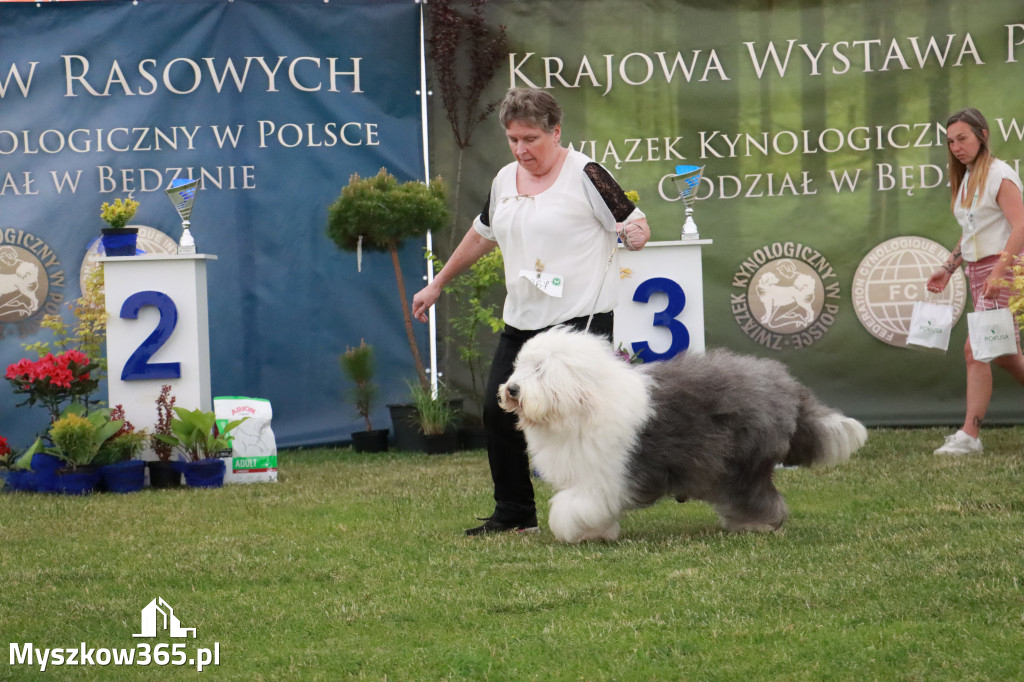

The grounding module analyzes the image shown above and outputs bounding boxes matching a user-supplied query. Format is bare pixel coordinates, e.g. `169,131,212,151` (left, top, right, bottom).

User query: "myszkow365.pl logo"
731,242,841,350
8,597,220,673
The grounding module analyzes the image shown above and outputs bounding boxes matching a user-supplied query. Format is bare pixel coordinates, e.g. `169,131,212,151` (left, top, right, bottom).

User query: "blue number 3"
119,290,182,380
630,277,690,362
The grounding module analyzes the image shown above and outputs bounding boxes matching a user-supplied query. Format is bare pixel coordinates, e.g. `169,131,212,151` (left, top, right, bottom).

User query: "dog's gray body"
627,349,857,530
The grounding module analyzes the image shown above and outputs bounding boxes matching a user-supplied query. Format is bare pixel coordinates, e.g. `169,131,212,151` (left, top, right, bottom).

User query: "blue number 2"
119,290,182,380
630,277,690,362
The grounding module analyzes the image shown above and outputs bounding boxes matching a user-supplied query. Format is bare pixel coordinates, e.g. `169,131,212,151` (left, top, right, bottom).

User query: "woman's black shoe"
465,516,539,536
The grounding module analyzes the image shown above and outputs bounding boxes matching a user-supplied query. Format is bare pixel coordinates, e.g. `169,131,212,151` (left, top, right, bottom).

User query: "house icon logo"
133,597,197,638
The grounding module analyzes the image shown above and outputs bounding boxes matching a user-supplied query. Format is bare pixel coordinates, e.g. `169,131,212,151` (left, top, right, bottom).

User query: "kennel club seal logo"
0,230,65,338
731,242,840,350
852,236,967,347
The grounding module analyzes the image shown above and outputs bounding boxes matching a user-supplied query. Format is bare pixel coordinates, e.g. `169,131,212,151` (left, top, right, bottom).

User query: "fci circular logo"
731,242,841,350
852,236,967,347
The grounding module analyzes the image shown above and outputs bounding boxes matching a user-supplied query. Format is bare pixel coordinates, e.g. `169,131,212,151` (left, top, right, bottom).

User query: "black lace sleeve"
584,162,636,222
478,195,491,227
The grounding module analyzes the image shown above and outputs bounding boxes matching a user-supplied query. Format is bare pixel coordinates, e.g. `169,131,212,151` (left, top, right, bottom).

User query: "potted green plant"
94,405,148,493
340,340,389,453
407,380,461,455
426,247,504,449
326,167,449,392
25,404,123,495
153,406,247,488
99,196,140,256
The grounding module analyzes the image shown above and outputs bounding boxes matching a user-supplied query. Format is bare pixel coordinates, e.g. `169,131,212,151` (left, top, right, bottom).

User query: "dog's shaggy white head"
498,327,653,543
498,327,648,431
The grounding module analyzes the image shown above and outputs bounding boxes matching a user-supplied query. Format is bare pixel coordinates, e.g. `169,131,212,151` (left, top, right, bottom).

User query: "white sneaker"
934,430,983,456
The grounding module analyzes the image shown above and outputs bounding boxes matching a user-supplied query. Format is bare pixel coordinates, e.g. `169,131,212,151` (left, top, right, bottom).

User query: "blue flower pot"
100,227,139,256
99,460,146,493
31,453,64,493
54,466,99,495
183,458,226,488
3,469,37,492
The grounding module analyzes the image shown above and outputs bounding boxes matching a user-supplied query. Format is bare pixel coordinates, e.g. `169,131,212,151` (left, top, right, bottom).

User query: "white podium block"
101,254,217,453
614,239,711,362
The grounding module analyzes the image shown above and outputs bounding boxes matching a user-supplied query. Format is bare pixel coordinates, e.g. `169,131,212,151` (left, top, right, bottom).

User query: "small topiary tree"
327,168,449,390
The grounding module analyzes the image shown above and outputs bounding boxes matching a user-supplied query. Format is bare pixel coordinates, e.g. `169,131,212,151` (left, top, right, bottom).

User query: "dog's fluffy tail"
785,394,868,468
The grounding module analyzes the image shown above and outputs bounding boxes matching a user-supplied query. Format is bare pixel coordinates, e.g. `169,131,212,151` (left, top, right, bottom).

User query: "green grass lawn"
2,427,1023,681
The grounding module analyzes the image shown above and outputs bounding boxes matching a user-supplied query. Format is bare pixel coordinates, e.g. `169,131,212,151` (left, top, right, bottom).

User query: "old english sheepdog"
498,327,867,543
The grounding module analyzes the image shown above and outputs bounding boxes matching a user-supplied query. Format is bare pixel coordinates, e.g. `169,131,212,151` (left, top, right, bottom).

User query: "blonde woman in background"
927,107,1024,455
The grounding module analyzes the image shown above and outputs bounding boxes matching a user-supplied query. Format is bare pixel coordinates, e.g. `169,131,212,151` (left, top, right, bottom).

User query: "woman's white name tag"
519,269,564,298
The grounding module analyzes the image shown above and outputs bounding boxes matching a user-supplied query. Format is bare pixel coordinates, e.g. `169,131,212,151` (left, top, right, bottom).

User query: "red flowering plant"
5,349,100,423
0,436,12,468
0,435,29,482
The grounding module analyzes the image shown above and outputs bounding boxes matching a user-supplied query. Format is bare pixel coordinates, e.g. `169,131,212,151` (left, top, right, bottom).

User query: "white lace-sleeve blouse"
471,149,644,330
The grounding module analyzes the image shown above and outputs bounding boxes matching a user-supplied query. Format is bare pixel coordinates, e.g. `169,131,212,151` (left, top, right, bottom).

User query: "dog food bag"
214,396,278,484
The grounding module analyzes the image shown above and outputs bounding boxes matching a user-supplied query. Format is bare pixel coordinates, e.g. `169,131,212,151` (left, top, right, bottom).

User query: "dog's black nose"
506,384,520,399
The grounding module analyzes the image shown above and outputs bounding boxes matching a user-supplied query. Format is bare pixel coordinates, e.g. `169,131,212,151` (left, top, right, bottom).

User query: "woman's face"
947,120,985,166
505,120,561,176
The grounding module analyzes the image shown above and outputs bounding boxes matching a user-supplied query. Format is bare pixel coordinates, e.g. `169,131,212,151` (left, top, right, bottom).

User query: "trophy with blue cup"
165,178,199,255
669,164,705,239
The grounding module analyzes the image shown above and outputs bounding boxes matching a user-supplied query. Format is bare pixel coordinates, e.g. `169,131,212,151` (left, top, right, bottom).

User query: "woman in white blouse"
927,107,1024,455
413,87,650,534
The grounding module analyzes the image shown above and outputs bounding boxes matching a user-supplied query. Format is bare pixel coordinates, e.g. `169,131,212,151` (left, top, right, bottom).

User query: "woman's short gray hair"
499,88,562,132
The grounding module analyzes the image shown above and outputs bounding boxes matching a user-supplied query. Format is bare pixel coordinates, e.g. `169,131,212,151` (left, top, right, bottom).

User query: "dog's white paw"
552,520,621,544
584,521,620,542
548,490,622,543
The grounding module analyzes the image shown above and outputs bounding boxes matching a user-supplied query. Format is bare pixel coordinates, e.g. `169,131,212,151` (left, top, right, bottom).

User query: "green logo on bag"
231,455,277,472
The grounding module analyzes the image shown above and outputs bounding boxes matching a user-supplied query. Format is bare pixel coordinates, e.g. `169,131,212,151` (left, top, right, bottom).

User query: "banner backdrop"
0,0,425,448
428,0,1024,427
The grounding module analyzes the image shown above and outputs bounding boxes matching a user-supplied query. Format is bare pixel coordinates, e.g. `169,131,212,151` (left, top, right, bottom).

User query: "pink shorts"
966,253,1021,345
966,254,1015,310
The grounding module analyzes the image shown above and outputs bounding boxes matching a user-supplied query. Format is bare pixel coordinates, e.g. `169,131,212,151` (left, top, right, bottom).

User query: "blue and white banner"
0,0,425,447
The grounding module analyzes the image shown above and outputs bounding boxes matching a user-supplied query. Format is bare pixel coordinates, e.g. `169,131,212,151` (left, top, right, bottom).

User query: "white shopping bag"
967,304,1018,362
905,300,954,353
